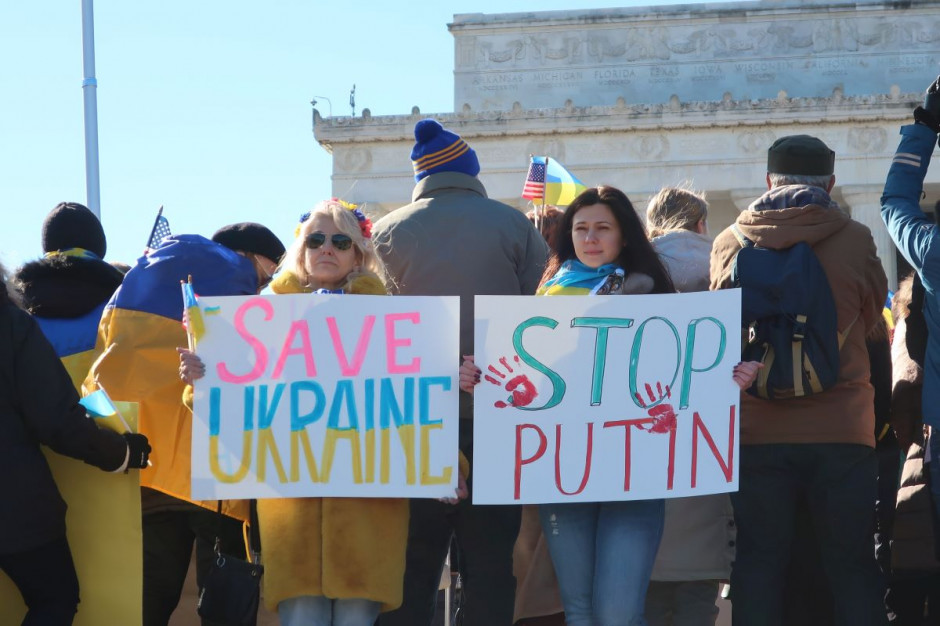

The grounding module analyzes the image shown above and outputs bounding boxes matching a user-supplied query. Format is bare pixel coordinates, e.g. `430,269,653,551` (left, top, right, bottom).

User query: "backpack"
731,224,854,400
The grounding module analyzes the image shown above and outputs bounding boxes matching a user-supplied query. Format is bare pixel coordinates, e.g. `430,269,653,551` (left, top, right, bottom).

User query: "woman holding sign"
460,186,760,626
182,199,410,626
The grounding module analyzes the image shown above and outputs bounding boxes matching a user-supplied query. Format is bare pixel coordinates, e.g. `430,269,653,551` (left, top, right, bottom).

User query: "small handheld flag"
522,157,547,200
181,277,205,349
147,206,172,250
521,156,587,206
81,387,131,433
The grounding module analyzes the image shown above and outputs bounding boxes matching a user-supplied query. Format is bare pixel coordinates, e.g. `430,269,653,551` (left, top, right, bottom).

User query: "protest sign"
191,293,460,500
473,290,742,504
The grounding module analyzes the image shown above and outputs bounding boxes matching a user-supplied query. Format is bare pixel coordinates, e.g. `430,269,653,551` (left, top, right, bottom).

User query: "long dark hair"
541,186,675,294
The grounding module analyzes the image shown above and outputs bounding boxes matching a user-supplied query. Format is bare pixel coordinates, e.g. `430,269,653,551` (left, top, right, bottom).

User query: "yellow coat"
259,272,410,611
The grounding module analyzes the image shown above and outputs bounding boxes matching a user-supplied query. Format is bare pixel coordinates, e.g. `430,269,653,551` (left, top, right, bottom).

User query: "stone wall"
314,0,940,288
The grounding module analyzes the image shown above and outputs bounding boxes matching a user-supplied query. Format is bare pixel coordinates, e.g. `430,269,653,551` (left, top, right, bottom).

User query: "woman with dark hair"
537,186,675,296
461,186,759,626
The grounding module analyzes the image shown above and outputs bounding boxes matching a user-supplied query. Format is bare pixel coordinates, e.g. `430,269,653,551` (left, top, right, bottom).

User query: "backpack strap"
792,314,807,397
730,224,755,248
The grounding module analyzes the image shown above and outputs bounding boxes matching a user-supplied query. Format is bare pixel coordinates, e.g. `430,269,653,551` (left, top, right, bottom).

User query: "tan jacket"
710,186,887,447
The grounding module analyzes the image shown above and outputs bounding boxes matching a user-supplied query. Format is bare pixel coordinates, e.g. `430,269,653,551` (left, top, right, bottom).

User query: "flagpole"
81,0,101,219
528,154,541,232
540,157,551,228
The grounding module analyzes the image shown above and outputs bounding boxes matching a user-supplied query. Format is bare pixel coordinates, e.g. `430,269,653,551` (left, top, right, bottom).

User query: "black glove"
123,433,151,470
914,75,940,133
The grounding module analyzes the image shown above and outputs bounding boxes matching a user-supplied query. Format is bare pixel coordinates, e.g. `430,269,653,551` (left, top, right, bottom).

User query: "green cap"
767,135,835,176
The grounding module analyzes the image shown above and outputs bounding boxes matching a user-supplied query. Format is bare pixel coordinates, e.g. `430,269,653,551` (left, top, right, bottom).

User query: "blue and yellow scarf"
538,260,625,295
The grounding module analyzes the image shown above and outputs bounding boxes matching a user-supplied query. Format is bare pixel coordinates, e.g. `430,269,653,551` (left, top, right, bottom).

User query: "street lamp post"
81,0,101,219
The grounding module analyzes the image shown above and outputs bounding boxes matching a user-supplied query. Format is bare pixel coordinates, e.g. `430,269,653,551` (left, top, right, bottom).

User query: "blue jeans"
539,499,665,626
278,595,381,626
730,443,887,626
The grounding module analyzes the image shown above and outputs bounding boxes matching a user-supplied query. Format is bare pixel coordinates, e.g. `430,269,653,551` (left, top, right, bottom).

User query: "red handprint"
484,355,538,409
634,382,677,434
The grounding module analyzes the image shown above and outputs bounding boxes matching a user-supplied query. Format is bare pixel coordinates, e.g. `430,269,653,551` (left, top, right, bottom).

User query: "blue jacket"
881,122,940,427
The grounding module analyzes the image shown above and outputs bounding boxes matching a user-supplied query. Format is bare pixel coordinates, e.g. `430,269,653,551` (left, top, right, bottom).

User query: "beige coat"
258,274,410,611
652,229,734,581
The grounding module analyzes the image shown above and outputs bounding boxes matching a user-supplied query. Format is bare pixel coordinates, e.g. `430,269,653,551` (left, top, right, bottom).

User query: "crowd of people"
4,74,940,626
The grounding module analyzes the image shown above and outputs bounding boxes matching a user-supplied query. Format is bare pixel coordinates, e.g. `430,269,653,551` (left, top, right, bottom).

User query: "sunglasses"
305,232,353,251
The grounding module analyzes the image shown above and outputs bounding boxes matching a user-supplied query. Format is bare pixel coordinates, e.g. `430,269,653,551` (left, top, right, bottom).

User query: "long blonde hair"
645,186,708,239
280,200,382,290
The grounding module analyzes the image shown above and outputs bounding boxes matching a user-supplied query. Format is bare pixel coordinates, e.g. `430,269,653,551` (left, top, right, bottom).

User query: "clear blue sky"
2,0,714,269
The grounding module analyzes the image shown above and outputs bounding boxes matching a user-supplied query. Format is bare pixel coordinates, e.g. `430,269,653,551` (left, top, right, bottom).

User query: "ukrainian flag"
84,235,257,520
182,279,206,346
544,157,587,206
0,303,145,626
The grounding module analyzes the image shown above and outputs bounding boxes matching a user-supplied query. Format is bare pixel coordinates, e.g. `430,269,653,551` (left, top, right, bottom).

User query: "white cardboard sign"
190,293,460,500
472,290,742,504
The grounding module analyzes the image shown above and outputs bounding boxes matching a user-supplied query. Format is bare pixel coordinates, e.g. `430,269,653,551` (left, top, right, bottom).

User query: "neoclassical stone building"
314,0,940,289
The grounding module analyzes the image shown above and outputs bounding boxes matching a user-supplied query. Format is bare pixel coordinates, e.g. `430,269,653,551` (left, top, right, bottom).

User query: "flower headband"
295,198,373,239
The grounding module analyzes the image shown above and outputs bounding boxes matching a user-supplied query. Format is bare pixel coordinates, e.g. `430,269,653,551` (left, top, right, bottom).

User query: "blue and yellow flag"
545,158,587,206
0,309,143,626
84,235,257,520
884,290,895,331
181,280,206,346
522,156,587,207
81,388,133,434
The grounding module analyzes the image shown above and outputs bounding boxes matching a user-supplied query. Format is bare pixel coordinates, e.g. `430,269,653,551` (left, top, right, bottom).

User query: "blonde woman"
181,199,409,626
646,187,711,293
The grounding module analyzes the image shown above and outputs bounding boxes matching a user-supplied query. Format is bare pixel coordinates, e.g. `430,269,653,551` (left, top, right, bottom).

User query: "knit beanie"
212,222,286,264
41,202,107,258
767,135,835,176
411,119,480,182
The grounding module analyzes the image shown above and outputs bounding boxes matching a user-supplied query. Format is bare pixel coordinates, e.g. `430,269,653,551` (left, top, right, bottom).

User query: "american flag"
147,207,172,250
522,158,546,200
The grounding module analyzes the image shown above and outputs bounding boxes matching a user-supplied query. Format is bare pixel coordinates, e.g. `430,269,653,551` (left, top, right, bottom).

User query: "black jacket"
14,254,123,319
0,291,127,554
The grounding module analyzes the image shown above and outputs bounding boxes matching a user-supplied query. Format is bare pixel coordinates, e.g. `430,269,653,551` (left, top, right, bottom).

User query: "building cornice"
313,91,919,151
449,1,911,32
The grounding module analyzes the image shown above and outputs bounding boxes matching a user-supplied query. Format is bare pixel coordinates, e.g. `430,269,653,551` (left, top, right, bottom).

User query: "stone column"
841,185,898,291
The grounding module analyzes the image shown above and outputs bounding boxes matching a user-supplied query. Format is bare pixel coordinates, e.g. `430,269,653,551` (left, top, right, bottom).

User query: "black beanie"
41,202,107,258
211,222,286,264
767,135,835,176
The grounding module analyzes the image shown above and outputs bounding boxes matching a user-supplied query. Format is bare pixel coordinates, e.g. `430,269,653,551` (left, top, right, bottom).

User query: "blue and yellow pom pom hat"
411,119,480,182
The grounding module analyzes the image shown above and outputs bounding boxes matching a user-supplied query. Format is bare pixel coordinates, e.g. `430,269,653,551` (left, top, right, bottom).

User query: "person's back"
84,229,282,626
711,172,886,446
7,202,141,625
711,134,888,626
13,203,124,385
373,119,548,626
375,171,548,384
0,259,149,625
